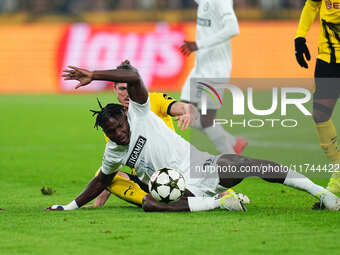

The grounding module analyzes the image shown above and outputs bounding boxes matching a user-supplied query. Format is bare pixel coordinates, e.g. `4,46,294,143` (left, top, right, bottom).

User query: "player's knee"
313,102,333,123
313,110,331,123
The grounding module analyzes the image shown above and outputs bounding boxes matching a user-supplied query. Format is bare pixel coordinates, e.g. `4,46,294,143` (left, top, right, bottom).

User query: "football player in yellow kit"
295,0,340,197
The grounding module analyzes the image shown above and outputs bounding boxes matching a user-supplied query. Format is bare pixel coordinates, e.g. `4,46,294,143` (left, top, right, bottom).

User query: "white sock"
187,197,221,212
283,170,327,198
203,125,236,154
64,200,79,210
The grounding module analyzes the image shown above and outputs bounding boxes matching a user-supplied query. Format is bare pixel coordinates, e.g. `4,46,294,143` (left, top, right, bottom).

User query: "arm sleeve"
149,93,176,117
128,96,151,119
101,142,123,175
196,0,239,50
159,93,176,117
296,0,321,38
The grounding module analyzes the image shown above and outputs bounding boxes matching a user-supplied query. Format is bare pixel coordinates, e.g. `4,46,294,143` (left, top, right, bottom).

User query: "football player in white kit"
46,60,340,212
180,0,247,155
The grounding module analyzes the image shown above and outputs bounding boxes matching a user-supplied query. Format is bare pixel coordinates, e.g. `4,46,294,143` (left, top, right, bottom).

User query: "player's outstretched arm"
62,66,94,89
170,102,199,131
116,60,148,105
63,60,148,104
46,171,116,211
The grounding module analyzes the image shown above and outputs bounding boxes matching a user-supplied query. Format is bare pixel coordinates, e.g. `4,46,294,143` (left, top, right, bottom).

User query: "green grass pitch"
1,92,340,255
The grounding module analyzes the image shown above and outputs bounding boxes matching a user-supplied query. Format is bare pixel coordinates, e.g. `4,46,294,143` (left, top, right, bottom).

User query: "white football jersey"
194,0,239,77
101,97,222,197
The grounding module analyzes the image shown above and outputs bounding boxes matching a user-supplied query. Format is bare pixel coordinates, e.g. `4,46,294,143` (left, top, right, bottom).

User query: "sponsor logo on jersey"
124,186,134,196
126,136,147,168
326,0,339,9
197,17,211,27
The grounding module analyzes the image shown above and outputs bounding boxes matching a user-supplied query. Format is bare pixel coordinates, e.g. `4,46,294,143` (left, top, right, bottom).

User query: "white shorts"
185,150,227,197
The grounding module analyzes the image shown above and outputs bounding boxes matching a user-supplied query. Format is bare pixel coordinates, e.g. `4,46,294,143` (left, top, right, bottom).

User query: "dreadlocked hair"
90,98,126,130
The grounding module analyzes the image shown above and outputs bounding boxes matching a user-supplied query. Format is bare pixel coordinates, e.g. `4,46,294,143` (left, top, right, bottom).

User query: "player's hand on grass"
294,37,311,69
62,66,94,89
45,205,67,211
180,41,198,56
45,201,79,211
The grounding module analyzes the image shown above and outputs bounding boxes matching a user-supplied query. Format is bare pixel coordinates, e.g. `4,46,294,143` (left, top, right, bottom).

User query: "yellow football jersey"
296,0,340,63
104,92,176,143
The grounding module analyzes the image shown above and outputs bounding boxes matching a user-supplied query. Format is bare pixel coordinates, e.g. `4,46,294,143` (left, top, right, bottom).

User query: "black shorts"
126,173,149,193
314,59,340,99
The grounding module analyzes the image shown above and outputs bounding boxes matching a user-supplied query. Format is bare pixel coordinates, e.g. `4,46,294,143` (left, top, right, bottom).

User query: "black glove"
295,37,311,69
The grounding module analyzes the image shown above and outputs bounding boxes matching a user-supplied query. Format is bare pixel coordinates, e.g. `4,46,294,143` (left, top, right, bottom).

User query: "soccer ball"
148,168,186,204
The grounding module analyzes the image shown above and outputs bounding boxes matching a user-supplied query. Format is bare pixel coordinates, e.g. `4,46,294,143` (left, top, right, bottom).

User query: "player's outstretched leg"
142,190,245,212
216,154,340,211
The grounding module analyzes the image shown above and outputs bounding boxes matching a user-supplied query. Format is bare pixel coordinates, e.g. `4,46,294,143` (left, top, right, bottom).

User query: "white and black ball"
148,168,186,204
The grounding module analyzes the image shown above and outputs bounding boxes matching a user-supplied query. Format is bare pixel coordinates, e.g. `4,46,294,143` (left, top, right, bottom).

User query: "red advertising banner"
0,21,320,93
57,23,194,92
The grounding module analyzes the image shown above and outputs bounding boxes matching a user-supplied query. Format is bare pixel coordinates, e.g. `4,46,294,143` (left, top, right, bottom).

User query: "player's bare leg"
216,154,340,211
142,190,193,212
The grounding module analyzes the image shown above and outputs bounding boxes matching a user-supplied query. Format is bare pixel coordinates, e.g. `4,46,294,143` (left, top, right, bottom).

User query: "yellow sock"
107,174,147,206
314,119,340,163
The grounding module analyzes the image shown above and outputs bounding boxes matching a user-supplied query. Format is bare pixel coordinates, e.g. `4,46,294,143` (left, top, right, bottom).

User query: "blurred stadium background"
0,0,320,94
3,3,340,254
0,1,306,17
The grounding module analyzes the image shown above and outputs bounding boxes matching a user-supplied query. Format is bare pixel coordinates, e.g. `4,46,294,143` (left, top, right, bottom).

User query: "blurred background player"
295,0,340,195
179,0,247,155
